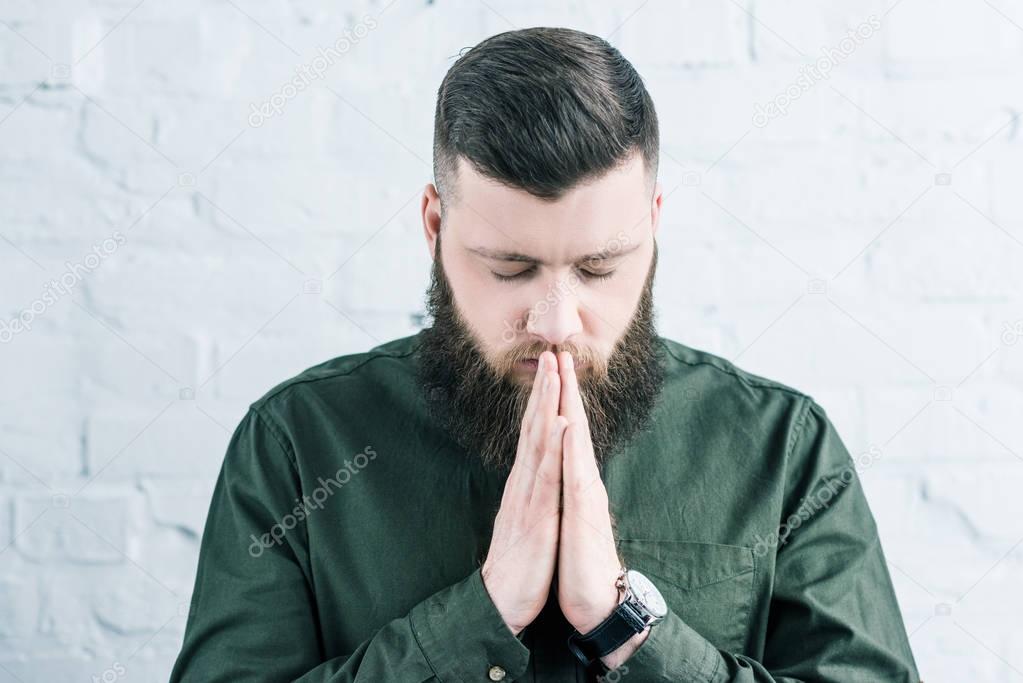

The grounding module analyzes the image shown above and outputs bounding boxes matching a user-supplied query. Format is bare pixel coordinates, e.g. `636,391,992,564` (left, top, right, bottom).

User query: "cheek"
579,305,624,352
452,268,524,350
579,269,648,343
487,300,520,348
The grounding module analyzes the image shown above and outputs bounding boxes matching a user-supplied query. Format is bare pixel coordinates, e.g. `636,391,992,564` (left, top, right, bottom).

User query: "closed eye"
580,269,616,281
490,267,535,282
489,266,616,282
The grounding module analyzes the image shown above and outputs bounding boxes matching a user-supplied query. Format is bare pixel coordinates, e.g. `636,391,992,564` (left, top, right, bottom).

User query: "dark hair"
432,27,659,208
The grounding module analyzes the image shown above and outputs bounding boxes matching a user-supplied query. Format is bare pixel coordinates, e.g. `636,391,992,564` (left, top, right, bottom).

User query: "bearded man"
172,26,919,683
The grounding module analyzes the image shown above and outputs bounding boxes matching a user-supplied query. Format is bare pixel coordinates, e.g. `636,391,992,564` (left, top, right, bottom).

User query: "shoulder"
655,335,824,453
247,333,421,427
657,335,810,402
656,337,854,501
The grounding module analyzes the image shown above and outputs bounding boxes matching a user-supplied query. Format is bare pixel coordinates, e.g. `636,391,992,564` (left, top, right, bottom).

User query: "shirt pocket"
615,539,755,653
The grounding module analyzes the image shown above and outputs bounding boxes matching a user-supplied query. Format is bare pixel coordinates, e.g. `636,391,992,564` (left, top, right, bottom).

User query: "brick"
13,494,134,564
85,405,228,482
0,576,40,638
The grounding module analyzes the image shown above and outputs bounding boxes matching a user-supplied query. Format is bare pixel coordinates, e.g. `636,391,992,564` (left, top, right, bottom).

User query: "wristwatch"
566,567,667,675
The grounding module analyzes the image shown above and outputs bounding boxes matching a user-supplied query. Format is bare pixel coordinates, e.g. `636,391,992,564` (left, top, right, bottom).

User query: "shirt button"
488,664,507,680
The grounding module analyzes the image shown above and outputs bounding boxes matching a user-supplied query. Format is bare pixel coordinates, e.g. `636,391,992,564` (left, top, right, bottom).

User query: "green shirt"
170,332,919,682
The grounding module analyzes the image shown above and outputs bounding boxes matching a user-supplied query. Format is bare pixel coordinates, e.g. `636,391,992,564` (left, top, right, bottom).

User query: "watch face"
626,569,667,618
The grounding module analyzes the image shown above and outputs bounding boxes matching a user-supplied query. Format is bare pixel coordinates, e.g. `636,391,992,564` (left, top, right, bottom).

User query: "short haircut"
432,27,659,210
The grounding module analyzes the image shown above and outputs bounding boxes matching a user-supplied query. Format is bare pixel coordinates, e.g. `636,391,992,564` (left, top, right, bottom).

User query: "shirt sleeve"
604,397,921,682
169,407,530,683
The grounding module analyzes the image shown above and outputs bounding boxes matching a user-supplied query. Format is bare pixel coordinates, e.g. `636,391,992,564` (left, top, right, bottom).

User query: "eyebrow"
466,241,641,266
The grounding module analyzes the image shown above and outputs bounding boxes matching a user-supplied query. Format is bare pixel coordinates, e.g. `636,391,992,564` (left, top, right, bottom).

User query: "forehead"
446,154,651,259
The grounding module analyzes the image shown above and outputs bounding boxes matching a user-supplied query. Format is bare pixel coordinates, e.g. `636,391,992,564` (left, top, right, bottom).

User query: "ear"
421,183,443,260
650,180,663,237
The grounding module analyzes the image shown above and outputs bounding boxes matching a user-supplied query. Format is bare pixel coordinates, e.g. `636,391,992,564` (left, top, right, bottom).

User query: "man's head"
431,27,659,206
416,27,665,470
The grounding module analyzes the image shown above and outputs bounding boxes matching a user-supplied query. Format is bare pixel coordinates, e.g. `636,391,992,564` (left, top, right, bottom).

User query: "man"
171,27,920,682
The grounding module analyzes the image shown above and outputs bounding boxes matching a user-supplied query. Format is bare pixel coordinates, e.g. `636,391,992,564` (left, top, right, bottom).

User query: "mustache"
496,343,602,373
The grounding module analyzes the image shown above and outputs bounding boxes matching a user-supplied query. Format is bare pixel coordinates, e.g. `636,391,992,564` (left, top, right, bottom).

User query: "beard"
415,233,665,473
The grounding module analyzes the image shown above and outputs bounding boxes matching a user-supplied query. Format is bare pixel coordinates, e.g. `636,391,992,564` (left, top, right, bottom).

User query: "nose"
523,277,583,347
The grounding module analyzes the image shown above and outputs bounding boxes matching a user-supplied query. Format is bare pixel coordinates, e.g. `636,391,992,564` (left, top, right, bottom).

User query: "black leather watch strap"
566,602,644,669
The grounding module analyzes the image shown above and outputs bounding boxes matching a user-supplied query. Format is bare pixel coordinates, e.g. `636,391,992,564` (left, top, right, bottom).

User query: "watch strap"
566,601,645,667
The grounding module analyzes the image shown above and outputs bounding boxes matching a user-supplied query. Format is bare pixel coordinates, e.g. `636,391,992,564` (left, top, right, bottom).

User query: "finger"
557,352,598,497
557,351,588,429
519,351,553,438
510,351,554,491
527,354,561,447
503,353,549,507
530,416,567,511
519,362,560,488
511,353,560,500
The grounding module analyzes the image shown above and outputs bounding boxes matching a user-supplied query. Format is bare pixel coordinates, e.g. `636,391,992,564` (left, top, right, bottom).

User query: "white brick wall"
1,1,1021,680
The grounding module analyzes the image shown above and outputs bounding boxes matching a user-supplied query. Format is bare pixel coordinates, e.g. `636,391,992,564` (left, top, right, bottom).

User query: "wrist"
479,567,529,637
566,568,666,674
496,608,529,638
600,625,650,670
572,582,622,634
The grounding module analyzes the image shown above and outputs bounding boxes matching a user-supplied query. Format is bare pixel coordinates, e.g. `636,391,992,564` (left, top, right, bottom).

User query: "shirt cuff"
410,567,531,681
605,607,724,682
